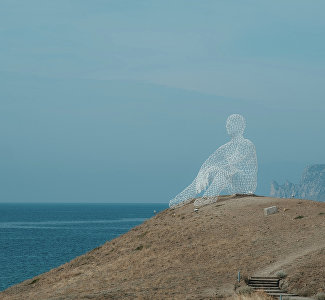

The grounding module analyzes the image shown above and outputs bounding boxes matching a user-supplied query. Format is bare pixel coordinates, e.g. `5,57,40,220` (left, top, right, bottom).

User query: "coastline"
1,196,324,299
0,203,168,291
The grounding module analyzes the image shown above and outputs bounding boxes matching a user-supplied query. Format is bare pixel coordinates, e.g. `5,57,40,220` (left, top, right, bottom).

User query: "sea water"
0,203,168,291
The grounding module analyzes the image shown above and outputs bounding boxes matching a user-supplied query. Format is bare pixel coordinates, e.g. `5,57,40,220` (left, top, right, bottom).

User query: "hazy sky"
1,1,325,202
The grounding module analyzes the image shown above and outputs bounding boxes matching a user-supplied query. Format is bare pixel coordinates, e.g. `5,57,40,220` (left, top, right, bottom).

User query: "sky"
0,0,325,203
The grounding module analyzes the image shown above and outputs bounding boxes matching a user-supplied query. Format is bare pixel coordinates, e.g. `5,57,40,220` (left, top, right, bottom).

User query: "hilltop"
1,196,324,299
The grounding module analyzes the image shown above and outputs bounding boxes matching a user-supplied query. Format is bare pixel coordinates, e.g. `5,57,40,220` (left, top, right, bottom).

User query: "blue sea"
0,203,168,291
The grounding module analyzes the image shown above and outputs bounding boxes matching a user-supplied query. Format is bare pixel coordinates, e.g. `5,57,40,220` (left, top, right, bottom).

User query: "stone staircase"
248,276,297,298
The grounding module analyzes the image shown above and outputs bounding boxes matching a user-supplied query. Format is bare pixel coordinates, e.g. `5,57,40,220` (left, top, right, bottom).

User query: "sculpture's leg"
169,180,197,207
204,170,229,196
194,171,229,207
203,183,223,197
230,172,257,195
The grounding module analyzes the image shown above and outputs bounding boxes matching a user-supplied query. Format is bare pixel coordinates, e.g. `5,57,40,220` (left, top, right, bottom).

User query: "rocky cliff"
270,164,325,201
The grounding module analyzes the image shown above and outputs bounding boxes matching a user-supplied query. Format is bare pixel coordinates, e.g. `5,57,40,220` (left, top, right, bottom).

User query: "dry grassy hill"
1,195,324,299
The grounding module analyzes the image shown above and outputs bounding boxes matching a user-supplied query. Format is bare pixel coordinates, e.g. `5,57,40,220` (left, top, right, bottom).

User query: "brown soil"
0,196,324,300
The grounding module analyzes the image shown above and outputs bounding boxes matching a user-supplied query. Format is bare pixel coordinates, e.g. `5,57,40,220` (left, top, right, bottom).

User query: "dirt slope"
1,196,324,299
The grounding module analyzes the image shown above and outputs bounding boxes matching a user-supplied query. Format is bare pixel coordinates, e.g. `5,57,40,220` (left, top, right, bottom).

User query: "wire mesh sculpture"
169,114,258,208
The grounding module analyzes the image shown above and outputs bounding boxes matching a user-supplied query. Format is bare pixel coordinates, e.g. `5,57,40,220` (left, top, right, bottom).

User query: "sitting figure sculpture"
169,114,257,208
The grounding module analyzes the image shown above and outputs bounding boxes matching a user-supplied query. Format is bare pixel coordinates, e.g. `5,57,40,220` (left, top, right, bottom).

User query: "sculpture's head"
226,114,246,137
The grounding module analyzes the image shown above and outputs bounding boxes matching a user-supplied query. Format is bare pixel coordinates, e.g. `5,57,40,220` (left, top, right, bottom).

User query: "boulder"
264,206,278,216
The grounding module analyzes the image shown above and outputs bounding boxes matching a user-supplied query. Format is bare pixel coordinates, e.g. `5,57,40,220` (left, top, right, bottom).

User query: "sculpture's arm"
197,145,228,174
195,146,228,192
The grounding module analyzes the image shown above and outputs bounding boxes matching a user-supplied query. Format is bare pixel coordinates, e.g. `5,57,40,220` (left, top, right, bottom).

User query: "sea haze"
0,203,167,291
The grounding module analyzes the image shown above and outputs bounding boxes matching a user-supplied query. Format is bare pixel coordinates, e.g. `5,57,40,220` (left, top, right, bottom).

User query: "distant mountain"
270,164,325,201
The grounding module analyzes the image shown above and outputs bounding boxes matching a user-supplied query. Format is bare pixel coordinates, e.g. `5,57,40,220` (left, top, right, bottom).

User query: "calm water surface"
0,203,167,291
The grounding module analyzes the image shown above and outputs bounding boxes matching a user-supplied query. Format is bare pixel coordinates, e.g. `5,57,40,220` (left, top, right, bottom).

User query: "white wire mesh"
169,114,258,208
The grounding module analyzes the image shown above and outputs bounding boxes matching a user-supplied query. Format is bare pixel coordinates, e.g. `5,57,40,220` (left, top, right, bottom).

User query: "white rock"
264,206,278,216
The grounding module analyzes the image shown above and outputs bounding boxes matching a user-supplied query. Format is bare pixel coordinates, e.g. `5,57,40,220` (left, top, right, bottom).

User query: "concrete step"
248,279,280,284
248,275,297,298
249,280,280,282
268,293,297,297
260,290,287,293
250,276,279,280
249,281,279,284
248,282,279,286
251,286,283,290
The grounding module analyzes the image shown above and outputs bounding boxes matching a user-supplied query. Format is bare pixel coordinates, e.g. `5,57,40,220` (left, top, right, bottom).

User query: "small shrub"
319,212,325,215
294,215,304,219
279,280,288,290
135,245,143,251
243,276,250,285
29,278,39,285
276,270,287,279
300,288,314,297
137,231,148,238
315,292,325,300
237,286,254,295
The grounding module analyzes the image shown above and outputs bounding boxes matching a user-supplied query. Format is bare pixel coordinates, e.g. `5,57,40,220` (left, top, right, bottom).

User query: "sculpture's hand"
196,166,219,193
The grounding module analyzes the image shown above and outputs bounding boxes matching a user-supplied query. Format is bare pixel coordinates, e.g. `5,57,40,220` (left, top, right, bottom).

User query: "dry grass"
0,195,324,300
229,291,274,300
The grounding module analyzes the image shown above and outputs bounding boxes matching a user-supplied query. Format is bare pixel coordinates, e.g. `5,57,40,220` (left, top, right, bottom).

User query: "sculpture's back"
227,138,257,195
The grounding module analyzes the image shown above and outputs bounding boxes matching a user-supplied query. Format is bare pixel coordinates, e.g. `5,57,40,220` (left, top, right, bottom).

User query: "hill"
0,195,324,299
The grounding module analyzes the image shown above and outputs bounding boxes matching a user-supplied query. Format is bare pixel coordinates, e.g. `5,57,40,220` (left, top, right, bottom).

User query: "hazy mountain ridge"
271,164,325,202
